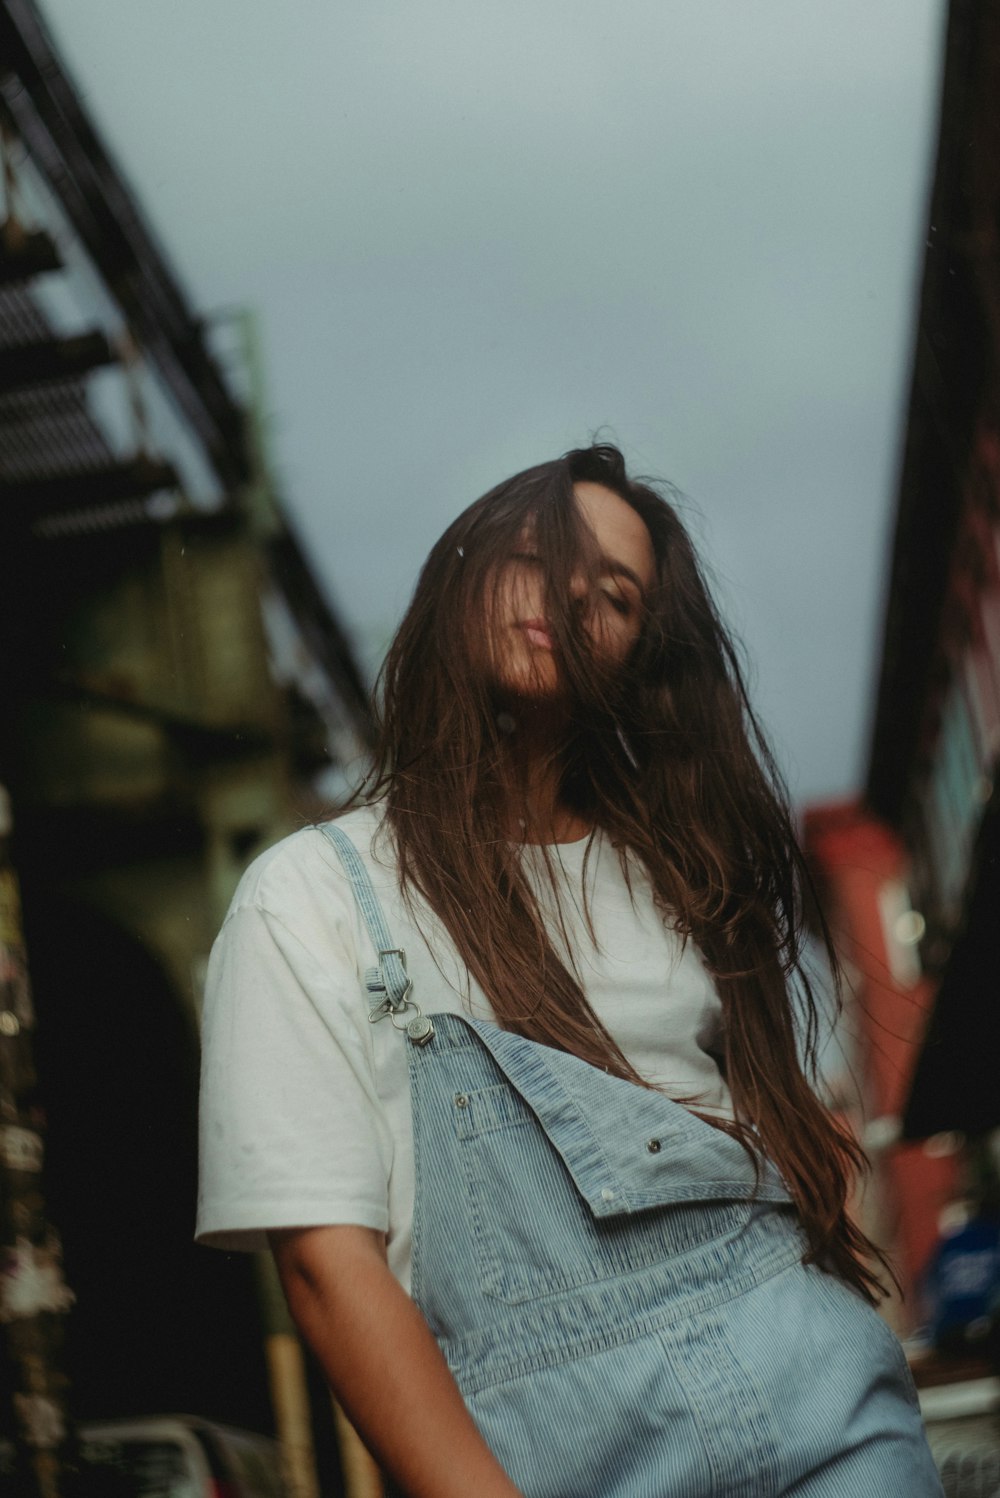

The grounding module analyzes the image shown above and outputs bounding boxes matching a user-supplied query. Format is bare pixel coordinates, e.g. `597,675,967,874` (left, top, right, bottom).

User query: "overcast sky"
40,0,945,807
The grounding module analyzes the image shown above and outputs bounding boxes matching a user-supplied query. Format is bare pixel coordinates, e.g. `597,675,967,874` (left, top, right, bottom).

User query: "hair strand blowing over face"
356,442,891,1303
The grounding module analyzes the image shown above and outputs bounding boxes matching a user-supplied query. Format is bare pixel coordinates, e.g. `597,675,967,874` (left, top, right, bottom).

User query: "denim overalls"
321,824,942,1497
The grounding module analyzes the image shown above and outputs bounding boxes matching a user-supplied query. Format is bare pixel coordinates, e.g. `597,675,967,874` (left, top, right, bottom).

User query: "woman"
197,444,941,1497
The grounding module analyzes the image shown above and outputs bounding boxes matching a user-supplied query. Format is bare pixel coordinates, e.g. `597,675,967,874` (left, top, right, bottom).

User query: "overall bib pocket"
454,1074,766,1306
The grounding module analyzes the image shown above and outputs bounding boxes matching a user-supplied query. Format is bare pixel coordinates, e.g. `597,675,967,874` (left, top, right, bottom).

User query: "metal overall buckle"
365,948,435,1047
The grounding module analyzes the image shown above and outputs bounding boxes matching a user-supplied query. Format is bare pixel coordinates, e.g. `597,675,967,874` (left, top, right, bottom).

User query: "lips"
518,618,554,650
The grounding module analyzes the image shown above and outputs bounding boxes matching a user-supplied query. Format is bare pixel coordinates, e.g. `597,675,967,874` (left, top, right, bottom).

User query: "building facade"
1,3,372,1492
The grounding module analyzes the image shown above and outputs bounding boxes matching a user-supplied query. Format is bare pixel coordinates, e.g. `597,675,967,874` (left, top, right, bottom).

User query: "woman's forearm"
269,1225,523,1498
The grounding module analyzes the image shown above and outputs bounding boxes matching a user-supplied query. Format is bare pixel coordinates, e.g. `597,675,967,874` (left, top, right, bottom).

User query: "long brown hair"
362,442,887,1302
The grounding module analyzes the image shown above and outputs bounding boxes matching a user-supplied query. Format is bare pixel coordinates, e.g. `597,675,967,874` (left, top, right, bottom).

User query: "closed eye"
600,588,633,616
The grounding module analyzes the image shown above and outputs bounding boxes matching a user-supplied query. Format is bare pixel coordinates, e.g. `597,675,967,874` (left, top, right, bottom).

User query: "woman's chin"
496,665,566,702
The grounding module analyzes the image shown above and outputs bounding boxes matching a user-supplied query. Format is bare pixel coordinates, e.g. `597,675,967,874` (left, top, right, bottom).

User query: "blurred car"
77,1415,288,1498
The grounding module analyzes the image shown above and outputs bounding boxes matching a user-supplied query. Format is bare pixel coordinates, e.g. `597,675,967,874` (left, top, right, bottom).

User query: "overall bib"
321,823,943,1498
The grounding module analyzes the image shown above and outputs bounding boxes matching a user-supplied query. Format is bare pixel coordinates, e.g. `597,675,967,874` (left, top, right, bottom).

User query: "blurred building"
0,1,371,1491
802,807,958,1323
805,0,1000,1483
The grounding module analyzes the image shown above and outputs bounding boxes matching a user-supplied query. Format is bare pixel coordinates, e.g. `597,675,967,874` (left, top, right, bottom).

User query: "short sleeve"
196,898,392,1253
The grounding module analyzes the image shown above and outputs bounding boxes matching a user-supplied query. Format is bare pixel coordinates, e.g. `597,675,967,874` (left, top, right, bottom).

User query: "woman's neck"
497,699,592,846
516,766,590,844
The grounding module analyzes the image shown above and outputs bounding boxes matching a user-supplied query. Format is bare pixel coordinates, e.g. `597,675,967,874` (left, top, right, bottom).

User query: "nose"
569,566,589,603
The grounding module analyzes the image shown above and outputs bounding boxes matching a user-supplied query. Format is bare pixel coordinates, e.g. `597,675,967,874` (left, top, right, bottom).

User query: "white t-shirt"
196,804,734,1291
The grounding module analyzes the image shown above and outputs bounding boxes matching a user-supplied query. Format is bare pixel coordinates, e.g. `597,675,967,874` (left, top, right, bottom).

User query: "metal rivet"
454,1093,469,1108
646,1138,662,1154
406,1014,435,1045
600,1187,615,1202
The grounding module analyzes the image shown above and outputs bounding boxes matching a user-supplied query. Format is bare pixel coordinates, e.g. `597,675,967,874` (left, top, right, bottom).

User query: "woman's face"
492,481,656,697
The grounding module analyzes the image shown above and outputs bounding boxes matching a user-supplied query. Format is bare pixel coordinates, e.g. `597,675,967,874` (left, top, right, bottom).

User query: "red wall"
804,801,956,1321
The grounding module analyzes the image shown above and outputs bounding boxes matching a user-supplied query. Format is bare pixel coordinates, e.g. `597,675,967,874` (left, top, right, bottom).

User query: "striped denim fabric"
318,824,942,1496
405,1014,943,1497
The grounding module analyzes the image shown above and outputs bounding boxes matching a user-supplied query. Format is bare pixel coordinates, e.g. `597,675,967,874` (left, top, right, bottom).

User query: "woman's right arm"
270,1224,523,1498
197,854,521,1494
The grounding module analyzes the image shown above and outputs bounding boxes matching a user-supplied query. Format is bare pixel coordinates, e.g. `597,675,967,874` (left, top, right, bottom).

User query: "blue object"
924,1213,1000,1349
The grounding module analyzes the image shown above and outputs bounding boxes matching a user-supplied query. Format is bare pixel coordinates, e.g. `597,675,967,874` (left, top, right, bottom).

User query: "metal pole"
0,784,75,1498
330,1402,383,1498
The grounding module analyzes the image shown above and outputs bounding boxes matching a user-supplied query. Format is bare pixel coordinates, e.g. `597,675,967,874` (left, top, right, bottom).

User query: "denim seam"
447,1233,804,1397
670,1309,779,1498
463,1152,749,1305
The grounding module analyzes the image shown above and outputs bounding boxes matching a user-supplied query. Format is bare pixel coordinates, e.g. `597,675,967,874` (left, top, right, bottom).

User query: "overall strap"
317,822,433,1045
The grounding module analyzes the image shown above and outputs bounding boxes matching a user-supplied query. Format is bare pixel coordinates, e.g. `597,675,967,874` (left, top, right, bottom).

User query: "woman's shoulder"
226,803,395,925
